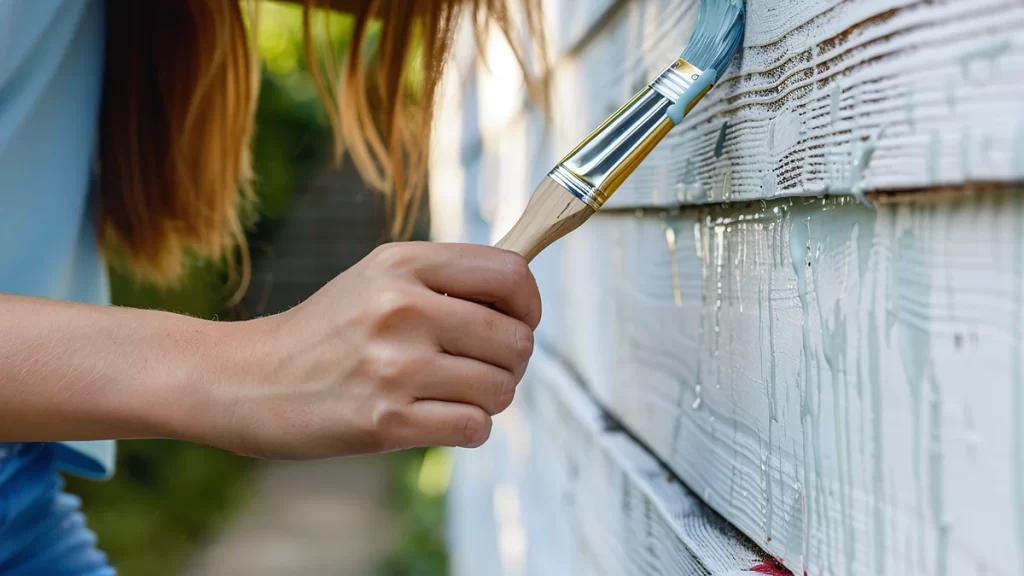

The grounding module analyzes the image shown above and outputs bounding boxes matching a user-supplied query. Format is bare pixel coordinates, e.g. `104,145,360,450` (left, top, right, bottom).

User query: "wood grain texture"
449,347,781,576
548,190,1024,576
460,0,1024,217
429,1,1024,575
495,177,595,262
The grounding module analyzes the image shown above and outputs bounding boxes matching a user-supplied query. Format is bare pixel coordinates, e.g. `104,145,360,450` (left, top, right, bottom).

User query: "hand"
216,242,541,460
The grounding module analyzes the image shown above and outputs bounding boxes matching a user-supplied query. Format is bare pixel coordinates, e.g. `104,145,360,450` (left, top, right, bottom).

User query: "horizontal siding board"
431,1,1024,575
449,348,777,575
550,191,1024,575
472,0,1024,213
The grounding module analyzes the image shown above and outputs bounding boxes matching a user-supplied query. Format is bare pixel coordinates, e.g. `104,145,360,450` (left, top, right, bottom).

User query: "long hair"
99,0,547,298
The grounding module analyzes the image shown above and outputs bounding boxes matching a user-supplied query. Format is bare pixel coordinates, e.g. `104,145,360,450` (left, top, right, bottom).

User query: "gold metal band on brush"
548,59,707,210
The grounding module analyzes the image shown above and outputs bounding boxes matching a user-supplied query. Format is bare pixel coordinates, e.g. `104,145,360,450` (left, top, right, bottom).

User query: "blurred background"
63,3,450,575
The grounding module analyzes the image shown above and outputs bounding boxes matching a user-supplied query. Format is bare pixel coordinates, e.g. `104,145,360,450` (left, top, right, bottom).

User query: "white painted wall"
431,0,1024,574
448,349,777,576
458,0,1024,213
554,195,1024,575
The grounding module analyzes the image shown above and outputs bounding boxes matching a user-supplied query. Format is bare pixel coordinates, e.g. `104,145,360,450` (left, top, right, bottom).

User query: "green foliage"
69,239,251,576
63,5,338,573
375,448,451,576
64,442,254,576
61,4,451,574
62,5,448,576
107,259,228,319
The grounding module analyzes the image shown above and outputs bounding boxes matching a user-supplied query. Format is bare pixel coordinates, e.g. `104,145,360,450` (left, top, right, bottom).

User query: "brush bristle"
680,0,745,82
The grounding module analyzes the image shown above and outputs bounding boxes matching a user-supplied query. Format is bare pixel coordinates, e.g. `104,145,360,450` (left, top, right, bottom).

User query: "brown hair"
98,0,546,299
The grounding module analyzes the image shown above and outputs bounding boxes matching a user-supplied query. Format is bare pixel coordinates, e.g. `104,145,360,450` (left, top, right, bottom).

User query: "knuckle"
365,345,407,385
372,288,422,326
371,242,415,271
370,401,405,439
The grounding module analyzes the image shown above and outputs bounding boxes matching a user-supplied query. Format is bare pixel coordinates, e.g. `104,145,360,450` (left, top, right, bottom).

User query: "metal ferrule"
550,58,705,209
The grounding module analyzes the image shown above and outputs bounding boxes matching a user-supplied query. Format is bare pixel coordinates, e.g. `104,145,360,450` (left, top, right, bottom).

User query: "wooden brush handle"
494,176,596,263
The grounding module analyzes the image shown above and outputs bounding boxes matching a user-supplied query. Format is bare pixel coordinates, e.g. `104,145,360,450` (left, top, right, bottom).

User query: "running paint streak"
522,193,1024,575
436,0,1024,574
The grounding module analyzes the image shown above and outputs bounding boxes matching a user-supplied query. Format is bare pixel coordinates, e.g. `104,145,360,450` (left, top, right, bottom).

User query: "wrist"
138,312,263,451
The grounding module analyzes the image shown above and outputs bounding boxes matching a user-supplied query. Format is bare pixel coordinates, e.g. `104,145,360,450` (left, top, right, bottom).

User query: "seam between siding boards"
592,181,1024,216
533,339,781,574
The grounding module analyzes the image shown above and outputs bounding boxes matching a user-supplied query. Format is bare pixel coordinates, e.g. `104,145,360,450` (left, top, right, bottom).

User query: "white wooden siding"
462,0,1024,213
449,348,780,576
549,193,1024,575
431,0,1024,574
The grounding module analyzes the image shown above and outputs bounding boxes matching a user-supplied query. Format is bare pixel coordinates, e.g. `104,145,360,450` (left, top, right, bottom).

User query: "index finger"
403,243,542,329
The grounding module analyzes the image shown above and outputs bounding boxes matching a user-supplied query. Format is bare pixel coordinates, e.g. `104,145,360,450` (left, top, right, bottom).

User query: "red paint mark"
749,559,795,576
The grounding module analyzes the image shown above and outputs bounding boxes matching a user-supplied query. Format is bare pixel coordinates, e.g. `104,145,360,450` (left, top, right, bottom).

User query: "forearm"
0,241,544,462
0,294,240,444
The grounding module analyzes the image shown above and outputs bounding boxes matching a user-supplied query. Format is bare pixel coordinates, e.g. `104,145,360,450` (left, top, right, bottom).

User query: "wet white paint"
432,1,1024,575
460,0,1024,211
549,195,1024,576
449,350,775,575
770,111,803,158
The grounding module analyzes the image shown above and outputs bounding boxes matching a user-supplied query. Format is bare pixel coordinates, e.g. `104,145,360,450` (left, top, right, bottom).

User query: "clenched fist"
209,242,541,460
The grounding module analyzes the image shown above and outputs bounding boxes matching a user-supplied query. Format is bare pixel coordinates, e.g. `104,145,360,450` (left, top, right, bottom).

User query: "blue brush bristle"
679,0,745,82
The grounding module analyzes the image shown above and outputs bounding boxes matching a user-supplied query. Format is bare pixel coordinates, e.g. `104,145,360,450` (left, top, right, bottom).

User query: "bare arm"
0,293,237,444
0,243,540,459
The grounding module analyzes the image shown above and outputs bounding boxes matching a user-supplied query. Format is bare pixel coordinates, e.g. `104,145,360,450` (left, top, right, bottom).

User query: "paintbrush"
495,0,745,262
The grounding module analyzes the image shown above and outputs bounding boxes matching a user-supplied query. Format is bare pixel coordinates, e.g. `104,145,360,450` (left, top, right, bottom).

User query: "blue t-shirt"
0,0,115,480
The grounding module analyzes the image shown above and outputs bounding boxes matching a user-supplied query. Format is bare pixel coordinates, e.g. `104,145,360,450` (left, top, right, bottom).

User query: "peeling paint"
830,83,842,126
715,121,730,159
770,112,803,158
